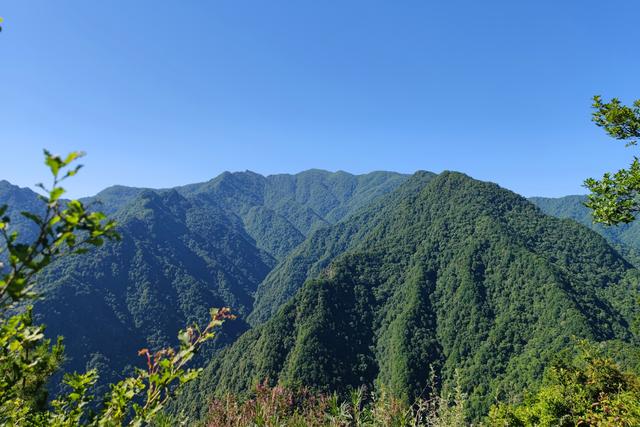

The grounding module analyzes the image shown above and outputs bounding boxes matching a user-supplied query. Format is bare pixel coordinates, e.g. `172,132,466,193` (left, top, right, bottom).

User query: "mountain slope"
248,171,437,324
175,172,640,421
531,195,640,265
0,170,407,394
34,189,273,388
178,170,409,259
0,180,43,243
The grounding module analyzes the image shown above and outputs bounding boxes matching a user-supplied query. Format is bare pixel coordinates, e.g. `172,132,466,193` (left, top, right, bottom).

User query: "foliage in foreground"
0,150,232,426
202,379,466,427
585,95,640,225
195,344,640,427
488,342,640,426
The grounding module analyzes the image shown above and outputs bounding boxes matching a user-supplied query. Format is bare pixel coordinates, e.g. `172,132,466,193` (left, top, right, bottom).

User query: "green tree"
584,96,640,225
0,150,232,426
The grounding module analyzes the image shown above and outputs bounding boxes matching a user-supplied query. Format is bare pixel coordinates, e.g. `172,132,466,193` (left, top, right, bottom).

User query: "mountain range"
171,171,640,421
1,170,639,422
1,170,408,388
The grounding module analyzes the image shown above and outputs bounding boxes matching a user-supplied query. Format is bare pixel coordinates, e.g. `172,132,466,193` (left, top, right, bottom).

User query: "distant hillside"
86,170,408,260
175,172,640,421
0,180,44,243
531,195,640,266
176,169,409,259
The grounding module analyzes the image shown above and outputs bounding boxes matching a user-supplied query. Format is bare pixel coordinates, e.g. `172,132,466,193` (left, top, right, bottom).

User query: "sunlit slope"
178,172,640,420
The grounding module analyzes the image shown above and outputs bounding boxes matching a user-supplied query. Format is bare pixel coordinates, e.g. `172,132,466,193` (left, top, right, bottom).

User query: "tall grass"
204,378,468,427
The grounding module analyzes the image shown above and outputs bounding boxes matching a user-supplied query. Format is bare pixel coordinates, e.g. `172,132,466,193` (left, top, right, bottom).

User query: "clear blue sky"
2,1,639,198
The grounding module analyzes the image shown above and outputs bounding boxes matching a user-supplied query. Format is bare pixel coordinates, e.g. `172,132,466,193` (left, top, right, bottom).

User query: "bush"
488,341,640,426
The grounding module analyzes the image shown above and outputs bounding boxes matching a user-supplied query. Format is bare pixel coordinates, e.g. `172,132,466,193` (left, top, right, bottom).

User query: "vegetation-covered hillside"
248,171,436,324
0,170,406,393
531,195,640,266
84,170,408,261
34,189,271,389
176,169,409,259
5,168,640,424
175,172,640,422
0,180,44,243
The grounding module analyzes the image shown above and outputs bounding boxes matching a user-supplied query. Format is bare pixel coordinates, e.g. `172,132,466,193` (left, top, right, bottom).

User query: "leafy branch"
584,96,640,225
0,150,233,426
0,150,119,310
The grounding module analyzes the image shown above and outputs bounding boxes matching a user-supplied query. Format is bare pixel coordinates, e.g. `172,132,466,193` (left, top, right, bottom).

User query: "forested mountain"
4,170,640,422
174,172,640,421
248,171,437,324
85,170,408,260
175,169,409,259
35,189,271,388
0,170,407,391
0,180,44,243
531,195,640,266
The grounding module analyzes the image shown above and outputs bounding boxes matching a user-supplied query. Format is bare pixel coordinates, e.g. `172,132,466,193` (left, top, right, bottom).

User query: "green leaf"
44,150,63,176
64,164,84,179
64,151,85,165
50,187,65,202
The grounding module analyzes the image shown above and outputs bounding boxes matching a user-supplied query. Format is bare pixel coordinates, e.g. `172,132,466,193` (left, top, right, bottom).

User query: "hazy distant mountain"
175,169,409,259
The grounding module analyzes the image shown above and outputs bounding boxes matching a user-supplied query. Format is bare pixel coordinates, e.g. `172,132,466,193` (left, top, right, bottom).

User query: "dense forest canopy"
0,169,409,393
3,156,640,425
172,171,640,422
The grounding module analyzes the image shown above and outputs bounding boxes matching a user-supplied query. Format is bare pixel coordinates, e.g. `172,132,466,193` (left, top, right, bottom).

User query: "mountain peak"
187,169,638,421
0,179,34,194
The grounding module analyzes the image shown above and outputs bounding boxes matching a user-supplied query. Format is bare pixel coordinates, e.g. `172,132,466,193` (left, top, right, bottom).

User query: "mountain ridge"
174,171,640,421
0,169,410,393
3,169,640,422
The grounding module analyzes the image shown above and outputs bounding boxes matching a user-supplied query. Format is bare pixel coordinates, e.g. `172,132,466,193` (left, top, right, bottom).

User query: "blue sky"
2,1,639,198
